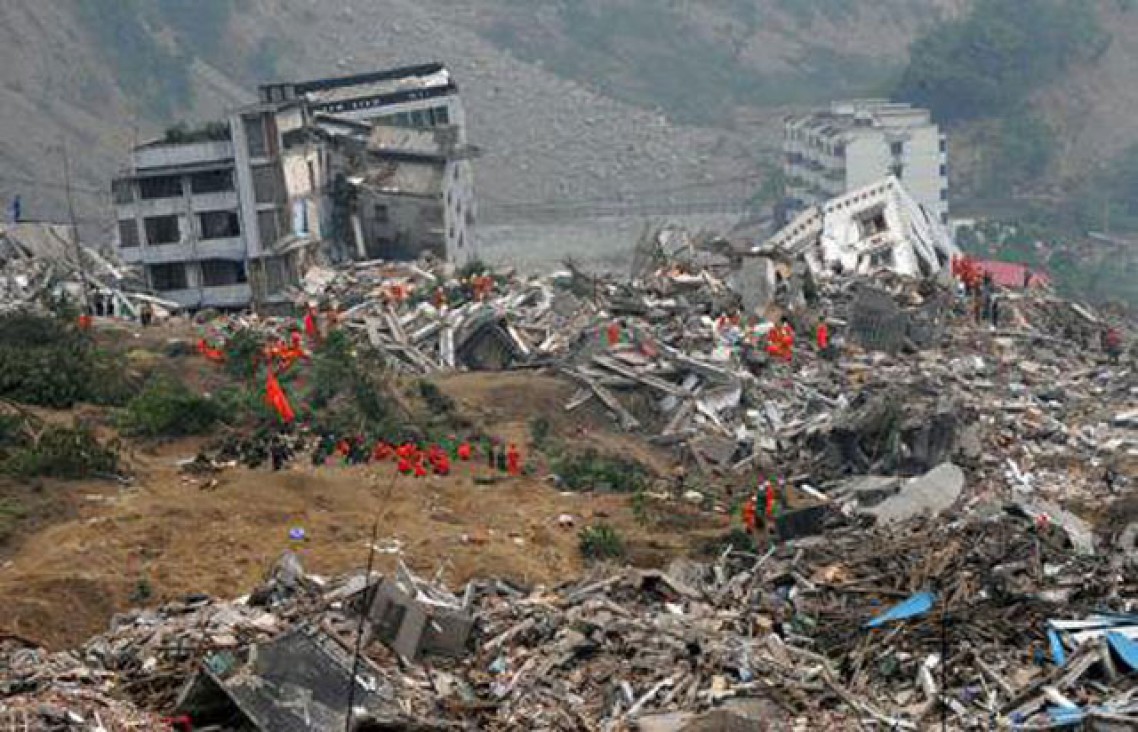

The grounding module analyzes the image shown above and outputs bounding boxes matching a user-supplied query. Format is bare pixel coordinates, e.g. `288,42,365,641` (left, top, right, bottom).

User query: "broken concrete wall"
368,579,473,661
726,255,777,314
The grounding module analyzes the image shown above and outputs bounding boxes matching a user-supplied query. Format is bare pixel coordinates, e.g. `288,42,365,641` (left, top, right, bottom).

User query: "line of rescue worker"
605,313,831,363
306,435,524,477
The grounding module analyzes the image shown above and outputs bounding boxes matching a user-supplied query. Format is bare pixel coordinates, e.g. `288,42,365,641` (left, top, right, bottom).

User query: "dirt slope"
0,368,720,650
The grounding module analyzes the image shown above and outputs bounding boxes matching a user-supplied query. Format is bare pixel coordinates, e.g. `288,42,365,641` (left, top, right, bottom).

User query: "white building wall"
443,159,476,264
230,112,265,259
843,134,891,192
783,101,948,224
899,125,946,223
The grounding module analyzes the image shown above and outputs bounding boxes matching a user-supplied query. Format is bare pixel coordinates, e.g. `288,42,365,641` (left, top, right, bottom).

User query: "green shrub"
579,524,625,562
223,329,263,380
554,450,649,493
0,312,130,408
304,331,399,439
529,416,551,449
0,422,121,480
418,380,456,415
120,376,225,438
898,0,1107,122
130,577,154,603
0,499,27,542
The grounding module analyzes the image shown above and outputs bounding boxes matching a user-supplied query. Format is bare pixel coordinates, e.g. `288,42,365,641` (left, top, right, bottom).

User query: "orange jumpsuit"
606,321,621,347
742,496,757,533
816,322,829,351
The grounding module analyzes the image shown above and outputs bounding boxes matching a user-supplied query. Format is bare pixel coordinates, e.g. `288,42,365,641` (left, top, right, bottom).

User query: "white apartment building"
783,100,948,225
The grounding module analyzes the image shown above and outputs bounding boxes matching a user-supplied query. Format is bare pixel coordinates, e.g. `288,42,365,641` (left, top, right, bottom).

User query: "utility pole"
61,140,90,314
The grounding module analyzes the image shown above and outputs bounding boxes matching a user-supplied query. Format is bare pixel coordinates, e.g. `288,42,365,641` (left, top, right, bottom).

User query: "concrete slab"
864,463,964,524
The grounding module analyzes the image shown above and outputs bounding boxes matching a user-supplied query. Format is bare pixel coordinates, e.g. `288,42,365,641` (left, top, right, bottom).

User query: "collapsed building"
112,63,478,311
756,175,957,282
0,220,172,316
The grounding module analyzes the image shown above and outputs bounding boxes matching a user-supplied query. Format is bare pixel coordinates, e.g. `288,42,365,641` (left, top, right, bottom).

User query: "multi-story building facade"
783,100,948,226
113,134,252,309
262,63,475,263
113,63,475,311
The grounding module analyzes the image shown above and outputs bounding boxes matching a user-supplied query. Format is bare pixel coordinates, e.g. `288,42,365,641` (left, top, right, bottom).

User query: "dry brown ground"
0,358,725,650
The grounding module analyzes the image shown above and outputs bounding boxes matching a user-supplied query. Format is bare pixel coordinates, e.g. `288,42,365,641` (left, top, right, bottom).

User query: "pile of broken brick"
201,225,1136,494
3,495,1138,731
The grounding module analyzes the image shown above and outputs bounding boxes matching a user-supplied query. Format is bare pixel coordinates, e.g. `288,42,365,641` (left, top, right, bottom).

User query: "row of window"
374,105,450,129
148,260,248,292
119,211,241,247
115,170,235,204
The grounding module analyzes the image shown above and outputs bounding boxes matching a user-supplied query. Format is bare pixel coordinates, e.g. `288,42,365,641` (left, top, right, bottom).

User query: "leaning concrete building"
113,130,253,309
261,63,476,262
113,63,476,311
783,100,948,227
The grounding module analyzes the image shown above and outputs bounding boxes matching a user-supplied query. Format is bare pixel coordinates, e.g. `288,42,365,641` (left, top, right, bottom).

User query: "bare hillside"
0,0,961,237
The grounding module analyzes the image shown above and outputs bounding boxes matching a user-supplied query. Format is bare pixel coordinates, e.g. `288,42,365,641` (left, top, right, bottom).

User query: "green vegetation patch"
579,524,625,562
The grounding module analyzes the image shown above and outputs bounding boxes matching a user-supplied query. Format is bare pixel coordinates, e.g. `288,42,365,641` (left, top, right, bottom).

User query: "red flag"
265,370,295,423
304,309,318,340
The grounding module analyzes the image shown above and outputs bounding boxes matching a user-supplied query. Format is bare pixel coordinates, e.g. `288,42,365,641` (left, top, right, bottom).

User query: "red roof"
974,260,1051,289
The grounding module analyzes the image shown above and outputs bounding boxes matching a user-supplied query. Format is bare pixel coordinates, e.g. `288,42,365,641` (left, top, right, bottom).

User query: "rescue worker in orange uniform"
457,442,473,461
816,316,830,352
506,444,521,476
742,495,757,534
766,317,795,362
606,320,621,347
304,305,320,342
779,317,795,359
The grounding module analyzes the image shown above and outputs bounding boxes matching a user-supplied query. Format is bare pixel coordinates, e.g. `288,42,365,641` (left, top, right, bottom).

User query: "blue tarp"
866,591,936,628
1048,628,1067,667
1107,631,1138,671
1047,706,1085,726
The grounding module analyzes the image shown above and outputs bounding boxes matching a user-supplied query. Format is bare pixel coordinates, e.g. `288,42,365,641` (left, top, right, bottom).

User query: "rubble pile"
0,222,178,318
2,208,1135,728
6,500,1138,729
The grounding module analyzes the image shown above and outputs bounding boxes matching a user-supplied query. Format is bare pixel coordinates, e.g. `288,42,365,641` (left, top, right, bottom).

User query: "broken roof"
292,64,455,107
975,259,1052,288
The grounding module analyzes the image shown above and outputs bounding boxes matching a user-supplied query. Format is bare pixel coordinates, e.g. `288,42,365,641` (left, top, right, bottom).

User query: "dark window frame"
144,215,180,245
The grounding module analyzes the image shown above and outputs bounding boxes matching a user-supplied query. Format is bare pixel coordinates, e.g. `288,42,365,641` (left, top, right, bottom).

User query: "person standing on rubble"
765,318,790,362
304,304,320,343
815,316,830,354
606,319,621,348
1102,326,1123,363
139,302,154,327
742,493,757,535
990,294,1001,329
